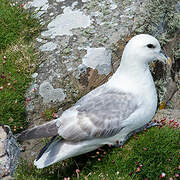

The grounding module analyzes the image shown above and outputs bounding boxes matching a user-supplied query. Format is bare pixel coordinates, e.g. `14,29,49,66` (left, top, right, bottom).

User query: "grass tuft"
0,0,40,49
0,0,41,132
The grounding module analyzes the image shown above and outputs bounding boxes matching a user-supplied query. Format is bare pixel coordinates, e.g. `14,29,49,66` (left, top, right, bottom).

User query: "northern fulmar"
17,34,171,168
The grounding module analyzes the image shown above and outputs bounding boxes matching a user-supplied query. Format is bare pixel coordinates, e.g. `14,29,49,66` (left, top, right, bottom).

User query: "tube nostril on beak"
160,50,168,58
159,50,172,66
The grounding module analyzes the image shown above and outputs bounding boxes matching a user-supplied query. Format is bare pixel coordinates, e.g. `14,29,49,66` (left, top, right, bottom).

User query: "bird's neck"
108,61,156,95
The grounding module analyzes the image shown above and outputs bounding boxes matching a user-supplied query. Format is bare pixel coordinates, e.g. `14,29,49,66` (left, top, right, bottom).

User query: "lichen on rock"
39,81,66,103
0,125,20,178
80,47,112,75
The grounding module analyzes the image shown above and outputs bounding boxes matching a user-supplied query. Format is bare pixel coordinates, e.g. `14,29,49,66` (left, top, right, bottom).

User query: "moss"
42,108,58,121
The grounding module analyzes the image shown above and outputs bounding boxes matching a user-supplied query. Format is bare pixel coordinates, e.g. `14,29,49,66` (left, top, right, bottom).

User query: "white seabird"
17,34,170,169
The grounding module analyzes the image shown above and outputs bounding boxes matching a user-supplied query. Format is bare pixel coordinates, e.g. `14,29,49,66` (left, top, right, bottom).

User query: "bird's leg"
134,121,159,133
112,121,159,148
111,132,131,148
111,137,129,148
146,121,159,128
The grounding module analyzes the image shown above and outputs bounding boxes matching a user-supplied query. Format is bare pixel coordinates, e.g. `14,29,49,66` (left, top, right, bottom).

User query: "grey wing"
75,84,106,106
57,90,138,141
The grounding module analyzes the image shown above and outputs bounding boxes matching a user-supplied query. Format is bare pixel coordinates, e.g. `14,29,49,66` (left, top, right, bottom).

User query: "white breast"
107,64,157,130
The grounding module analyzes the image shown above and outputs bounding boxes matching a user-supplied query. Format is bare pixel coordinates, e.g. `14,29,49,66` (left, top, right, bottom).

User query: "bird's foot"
112,143,124,148
132,121,159,135
111,137,129,148
111,121,159,148
145,121,159,129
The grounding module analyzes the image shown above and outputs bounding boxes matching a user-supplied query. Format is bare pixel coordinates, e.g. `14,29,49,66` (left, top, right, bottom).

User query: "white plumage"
18,34,169,169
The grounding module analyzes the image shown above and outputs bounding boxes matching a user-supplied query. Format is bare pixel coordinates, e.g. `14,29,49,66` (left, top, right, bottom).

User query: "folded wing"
57,90,138,141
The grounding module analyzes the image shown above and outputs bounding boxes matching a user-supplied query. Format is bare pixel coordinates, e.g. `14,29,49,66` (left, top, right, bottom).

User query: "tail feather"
16,120,58,141
36,135,59,161
34,139,102,168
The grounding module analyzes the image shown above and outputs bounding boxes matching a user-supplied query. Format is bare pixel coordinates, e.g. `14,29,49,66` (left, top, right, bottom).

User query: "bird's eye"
147,44,155,48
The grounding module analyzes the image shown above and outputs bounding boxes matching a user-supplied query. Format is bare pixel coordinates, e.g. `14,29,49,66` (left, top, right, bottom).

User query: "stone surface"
0,127,7,156
81,47,112,75
153,109,180,124
39,81,66,103
0,125,20,178
39,42,57,51
41,7,91,37
17,0,179,162
24,0,49,17
168,89,180,109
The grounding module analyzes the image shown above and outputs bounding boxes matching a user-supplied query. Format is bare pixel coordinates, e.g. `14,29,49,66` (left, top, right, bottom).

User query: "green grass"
15,126,180,179
76,126,179,180
0,0,40,49
0,0,41,132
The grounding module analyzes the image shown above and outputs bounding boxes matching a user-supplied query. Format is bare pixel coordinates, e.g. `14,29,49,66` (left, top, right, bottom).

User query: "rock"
168,90,180,109
24,0,49,17
41,7,91,37
39,81,66,103
31,72,38,79
39,42,57,51
164,79,177,103
153,109,180,124
0,125,20,178
80,47,112,75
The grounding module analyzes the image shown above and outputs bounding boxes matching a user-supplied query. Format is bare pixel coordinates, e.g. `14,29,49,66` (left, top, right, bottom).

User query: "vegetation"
0,0,41,132
0,0,40,49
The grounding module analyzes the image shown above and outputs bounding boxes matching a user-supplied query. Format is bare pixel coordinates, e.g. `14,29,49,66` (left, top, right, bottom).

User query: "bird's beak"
157,50,172,66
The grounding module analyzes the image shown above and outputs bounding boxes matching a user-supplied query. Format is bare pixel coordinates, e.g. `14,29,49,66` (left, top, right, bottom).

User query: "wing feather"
57,90,138,141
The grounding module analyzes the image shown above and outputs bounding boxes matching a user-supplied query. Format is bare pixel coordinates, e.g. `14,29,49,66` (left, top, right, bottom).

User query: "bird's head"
122,34,171,66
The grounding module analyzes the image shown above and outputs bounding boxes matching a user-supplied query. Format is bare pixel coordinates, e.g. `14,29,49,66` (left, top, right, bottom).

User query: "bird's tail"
34,138,103,168
16,119,58,141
